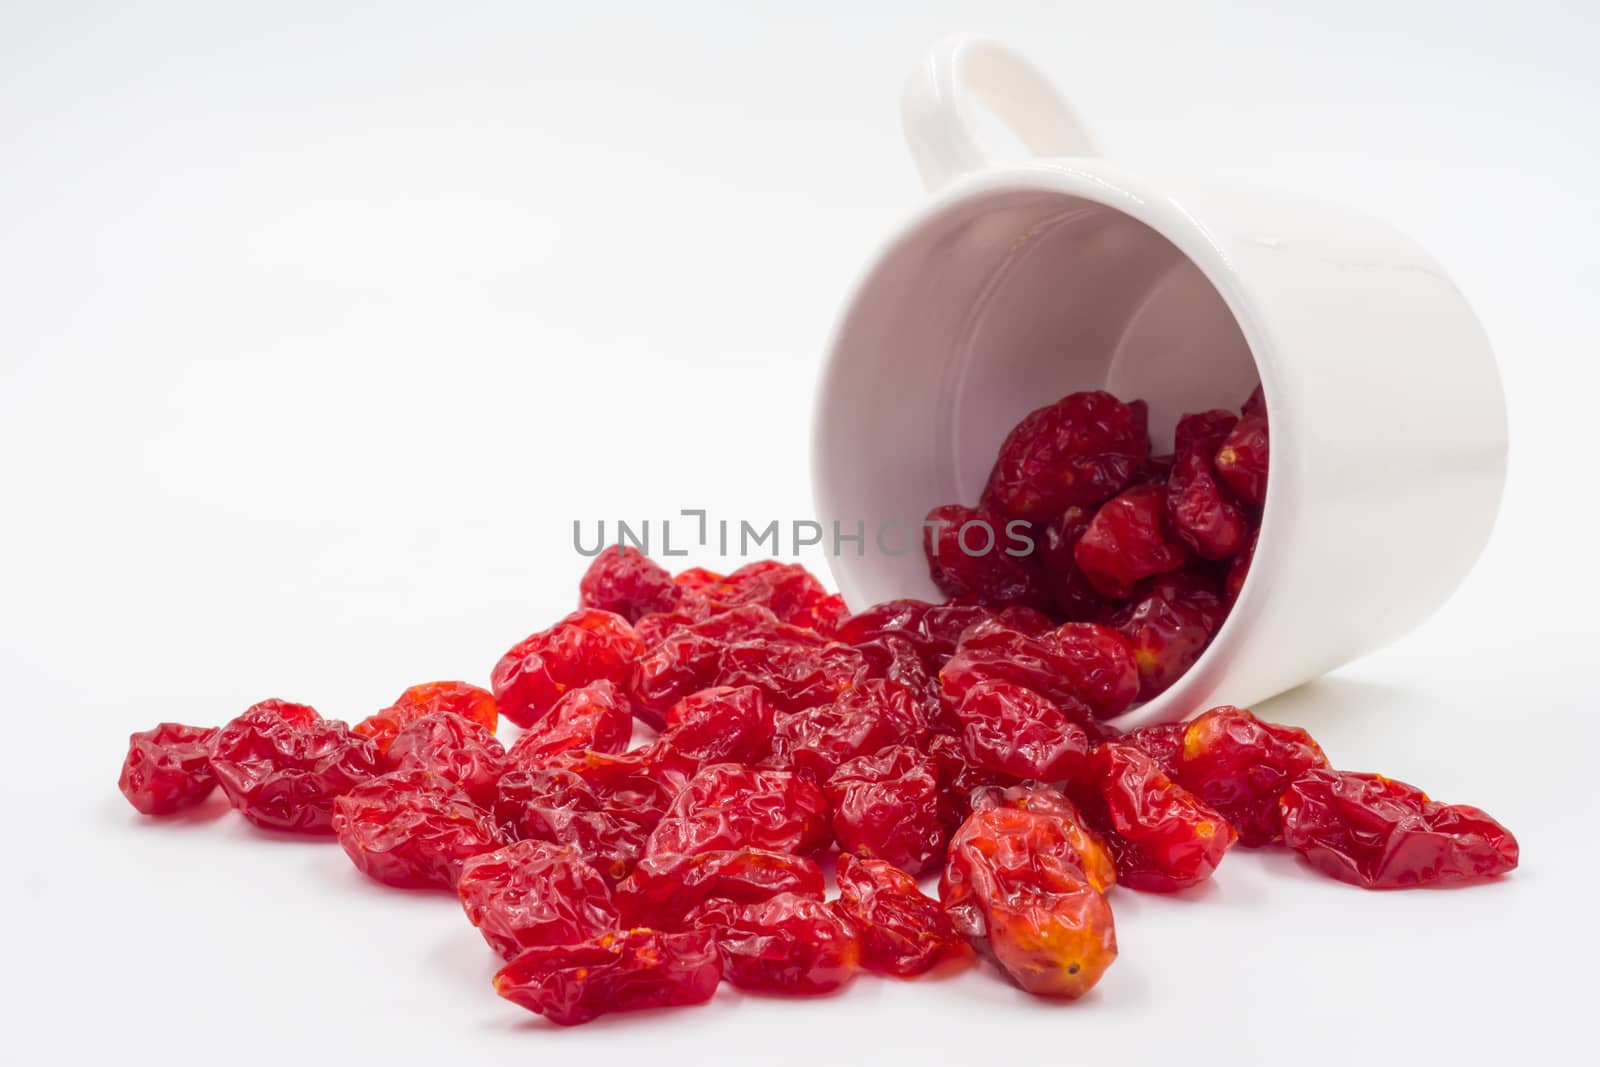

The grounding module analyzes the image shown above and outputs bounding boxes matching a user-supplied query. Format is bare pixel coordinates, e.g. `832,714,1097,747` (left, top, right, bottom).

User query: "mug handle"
901,36,1097,193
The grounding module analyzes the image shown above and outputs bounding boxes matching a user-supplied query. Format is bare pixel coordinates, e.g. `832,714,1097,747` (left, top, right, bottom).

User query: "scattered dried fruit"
118,723,219,815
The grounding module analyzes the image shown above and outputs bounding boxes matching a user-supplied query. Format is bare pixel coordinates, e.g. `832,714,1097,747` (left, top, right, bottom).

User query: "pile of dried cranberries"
118,388,1517,1026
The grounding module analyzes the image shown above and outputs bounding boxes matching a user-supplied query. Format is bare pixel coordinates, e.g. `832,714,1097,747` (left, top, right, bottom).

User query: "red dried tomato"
491,609,643,729
493,928,722,1026
1175,706,1329,846
825,744,944,873
506,680,632,768
579,546,680,623
332,771,504,889
1279,770,1518,888
940,806,1117,997
354,681,498,756
684,892,860,994
982,391,1150,519
457,839,619,959
831,853,969,977
118,723,219,815
209,700,381,833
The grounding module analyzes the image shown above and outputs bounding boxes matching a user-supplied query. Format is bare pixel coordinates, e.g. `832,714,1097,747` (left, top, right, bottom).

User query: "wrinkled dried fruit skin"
853,636,944,730
615,847,825,929
779,679,928,780
493,767,676,884
657,685,774,768
670,561,846,636
209,701,381,833
837,600,1053,672
1090,743,1236,892
825,745,944,874
970,783,1117,892
457,839,619,959
645,764,832,859
332,771,504,889
1039,506,1106,621
507,680,632,768
1109,574,1227,701
954,681,1089,783
1118,722,1188,779
1176,706,1329,846
922,504,1048,609
983,391,1150,520
1074,485,1188,599
1214,413,1269,509
939,619,1132,721
355,681,498,757
940,807,1117,998
579,546,680,623
632,610,872,720
925,732,1015,837
831,854,968,977
118,723,219,815
1167,410,1251,560
492,609,643,729
493,928,722,1026
1279,770,1519,888
685,892,860,994
388,712,508,808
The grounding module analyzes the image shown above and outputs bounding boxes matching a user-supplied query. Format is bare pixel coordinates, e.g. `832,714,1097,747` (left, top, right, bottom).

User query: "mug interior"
815,183,1261,611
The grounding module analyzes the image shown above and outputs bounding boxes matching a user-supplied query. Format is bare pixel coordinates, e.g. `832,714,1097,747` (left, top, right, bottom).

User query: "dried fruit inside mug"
115,379,1521,1025
925,386,1268,706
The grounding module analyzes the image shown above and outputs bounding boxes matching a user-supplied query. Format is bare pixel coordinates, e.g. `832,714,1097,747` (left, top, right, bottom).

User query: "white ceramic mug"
812,36,1507,727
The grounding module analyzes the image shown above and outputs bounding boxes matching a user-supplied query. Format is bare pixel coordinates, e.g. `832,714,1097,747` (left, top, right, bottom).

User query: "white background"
3,1,1596,1063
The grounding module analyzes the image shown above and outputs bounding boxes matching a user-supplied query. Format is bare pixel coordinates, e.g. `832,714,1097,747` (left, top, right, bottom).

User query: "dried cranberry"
940,806,1117,997
1279,770,1518,888
685,892,860,994
1175,706,1329,846
118,723,219,815
354,681,498,757
491,609,643,729
332,771,504,889
824,744,944,873
506,680,632,768
387,712,507,808
578,546,679,622
983,391,1150,519
831,854,968,977
1074,485,1187,599
493,928,722,1026
209,700,381,833
457,839,619,959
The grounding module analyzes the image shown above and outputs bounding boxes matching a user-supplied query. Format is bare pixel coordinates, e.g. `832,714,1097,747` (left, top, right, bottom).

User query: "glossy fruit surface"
118,723,219,815
355,681,498,757
493,928,722,1026
982,391,1149,519
1176,706,1329,846
825,744,944,873
210,701,381,833
940,806,1117,997
492,610,643,729
332,771,504,889
832,853,968,977
457,839,618,959
1279,770,1518,888
685,892,860,994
